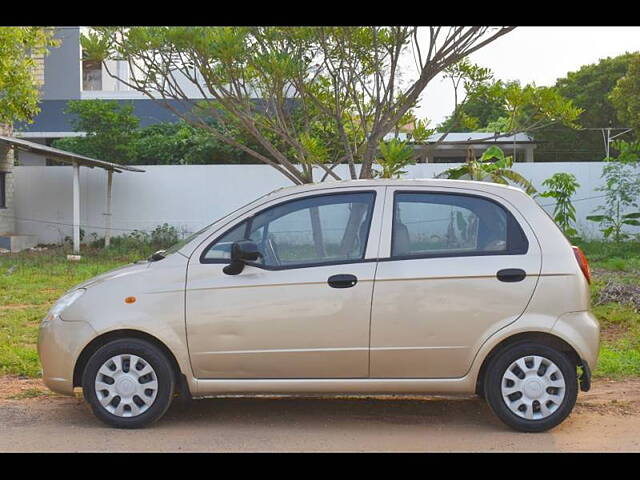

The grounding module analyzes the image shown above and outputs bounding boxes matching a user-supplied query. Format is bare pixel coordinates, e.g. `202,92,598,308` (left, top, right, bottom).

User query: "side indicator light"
125,296,137,304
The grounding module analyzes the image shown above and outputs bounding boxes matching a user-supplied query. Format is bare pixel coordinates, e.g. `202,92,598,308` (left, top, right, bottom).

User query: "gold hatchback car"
38,179,599,431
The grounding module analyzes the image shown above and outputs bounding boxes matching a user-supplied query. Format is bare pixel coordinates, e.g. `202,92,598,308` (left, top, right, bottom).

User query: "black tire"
483,342,578,433
82,338,175,429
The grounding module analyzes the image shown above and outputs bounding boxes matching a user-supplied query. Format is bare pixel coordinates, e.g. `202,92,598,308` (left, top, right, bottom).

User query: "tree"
556,53,636,128
131,121,255,165
438,59,503,133
52,100,139,164
435,73,582,156
438,88,508,133
535,53,638,161
436,58,494,132
83,26,515,184
0,27,58,125
610,54,640,137
439,53,638,161
52,99,253,164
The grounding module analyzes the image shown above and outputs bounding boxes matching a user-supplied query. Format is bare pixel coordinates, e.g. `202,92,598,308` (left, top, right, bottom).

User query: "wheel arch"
73,329,183,389
474,331,580,397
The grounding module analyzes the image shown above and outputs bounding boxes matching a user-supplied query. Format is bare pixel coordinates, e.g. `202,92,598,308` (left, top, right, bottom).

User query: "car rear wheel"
484,342,578,432
82,338,175,428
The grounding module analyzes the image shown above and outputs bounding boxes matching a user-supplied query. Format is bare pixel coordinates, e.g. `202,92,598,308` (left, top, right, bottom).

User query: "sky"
410,27,640,126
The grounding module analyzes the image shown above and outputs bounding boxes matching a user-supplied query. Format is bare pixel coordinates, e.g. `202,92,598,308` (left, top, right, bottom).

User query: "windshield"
160,188,286,257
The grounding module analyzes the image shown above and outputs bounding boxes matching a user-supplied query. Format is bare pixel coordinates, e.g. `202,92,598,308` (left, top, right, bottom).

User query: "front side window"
202,192,376,268
392,192,527,258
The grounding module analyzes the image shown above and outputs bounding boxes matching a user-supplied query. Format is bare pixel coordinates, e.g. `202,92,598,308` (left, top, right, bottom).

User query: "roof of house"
0,135,145,173
383,132,535,144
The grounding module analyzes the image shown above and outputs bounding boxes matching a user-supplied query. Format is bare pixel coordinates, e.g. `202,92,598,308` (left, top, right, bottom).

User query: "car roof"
264,178,527,199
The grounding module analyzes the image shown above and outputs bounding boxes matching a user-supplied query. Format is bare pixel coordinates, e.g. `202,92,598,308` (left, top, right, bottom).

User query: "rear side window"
392,192,528,259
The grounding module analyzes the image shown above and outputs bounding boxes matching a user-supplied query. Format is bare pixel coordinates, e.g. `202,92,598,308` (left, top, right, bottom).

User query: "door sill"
193,377,474,397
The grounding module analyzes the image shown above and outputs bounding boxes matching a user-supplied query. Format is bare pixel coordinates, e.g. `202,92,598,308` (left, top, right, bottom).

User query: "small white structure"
383,132,537,163
0,135,144,253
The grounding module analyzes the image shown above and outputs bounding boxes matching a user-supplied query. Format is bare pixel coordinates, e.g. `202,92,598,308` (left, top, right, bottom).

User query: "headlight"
44,289,86,323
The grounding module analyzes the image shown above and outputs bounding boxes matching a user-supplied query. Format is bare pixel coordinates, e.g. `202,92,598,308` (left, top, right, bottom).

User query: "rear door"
370,186,541,378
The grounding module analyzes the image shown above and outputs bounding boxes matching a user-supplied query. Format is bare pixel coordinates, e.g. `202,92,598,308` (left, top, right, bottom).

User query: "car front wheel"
484,342,578,432
82,338,175,428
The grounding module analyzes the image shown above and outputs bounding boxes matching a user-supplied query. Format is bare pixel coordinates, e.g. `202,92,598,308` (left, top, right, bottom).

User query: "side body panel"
60,254,196,393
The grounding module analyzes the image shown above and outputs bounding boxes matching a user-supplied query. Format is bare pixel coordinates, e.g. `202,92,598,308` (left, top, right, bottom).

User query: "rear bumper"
38,316,96,396
551,310,600,373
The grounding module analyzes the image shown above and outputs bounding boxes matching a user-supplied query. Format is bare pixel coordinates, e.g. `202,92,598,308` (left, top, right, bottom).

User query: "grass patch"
591,302,640,378
7,388,48,400
581,240,640,378
595,349,640,378
0,246,149,377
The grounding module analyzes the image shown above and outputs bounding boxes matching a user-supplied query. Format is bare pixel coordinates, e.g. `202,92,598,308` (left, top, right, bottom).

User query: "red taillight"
572,246,591,284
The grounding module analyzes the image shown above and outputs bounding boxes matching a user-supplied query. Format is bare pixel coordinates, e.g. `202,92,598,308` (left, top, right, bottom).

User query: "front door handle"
328,274,358,288
497,268,526,282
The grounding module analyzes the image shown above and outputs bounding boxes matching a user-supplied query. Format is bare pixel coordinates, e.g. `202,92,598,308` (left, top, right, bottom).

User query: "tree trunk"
339,202,368,257
359,142,378,180
309,206,326,258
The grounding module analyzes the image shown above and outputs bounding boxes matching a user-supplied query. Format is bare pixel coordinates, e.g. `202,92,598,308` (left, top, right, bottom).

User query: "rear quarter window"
392,191,528,259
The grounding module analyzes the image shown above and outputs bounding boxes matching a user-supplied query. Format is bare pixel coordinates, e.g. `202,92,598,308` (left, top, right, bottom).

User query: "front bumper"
37,316,96,396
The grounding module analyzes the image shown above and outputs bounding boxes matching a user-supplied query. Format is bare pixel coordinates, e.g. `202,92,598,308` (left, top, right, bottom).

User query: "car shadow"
160,394,506,430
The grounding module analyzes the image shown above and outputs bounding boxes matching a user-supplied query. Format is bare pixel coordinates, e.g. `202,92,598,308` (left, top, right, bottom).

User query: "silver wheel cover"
501,355,566,420
95,354,159,418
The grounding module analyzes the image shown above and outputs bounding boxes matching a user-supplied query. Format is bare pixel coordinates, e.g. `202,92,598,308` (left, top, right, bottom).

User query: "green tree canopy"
0,27,58,125
532,53,638,161
131,121,256,165
439,52,639,161
433,60,582,165
82,26,516,184
610,54,640,136
53,100,139,164
52,99,254,165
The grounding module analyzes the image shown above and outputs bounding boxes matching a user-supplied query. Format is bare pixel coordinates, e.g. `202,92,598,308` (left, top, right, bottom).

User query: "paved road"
1,380,640,452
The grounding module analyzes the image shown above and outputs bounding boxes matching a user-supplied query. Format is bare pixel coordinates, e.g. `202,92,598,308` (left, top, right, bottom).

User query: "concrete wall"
0,126,15,234
12,162,633,245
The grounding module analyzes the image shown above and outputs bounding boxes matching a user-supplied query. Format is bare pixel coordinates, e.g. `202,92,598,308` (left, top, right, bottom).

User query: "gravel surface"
1,377,639,452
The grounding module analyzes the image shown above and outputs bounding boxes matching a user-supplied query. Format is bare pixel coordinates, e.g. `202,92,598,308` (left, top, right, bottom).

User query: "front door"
370,187,541,378
186,189,383,379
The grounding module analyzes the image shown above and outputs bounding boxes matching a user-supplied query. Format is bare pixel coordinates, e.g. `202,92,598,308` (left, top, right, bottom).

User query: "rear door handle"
496,268,526,282
328,274,358,288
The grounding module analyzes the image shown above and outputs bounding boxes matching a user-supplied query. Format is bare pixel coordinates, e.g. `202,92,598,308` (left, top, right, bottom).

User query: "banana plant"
374,138,416,179
436,145,537,195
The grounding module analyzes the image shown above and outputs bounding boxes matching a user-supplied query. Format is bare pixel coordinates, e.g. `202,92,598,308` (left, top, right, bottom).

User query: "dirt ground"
1,376,639,452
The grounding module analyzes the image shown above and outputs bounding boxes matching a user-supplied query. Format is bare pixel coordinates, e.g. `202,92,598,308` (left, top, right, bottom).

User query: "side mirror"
223,240,261,275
